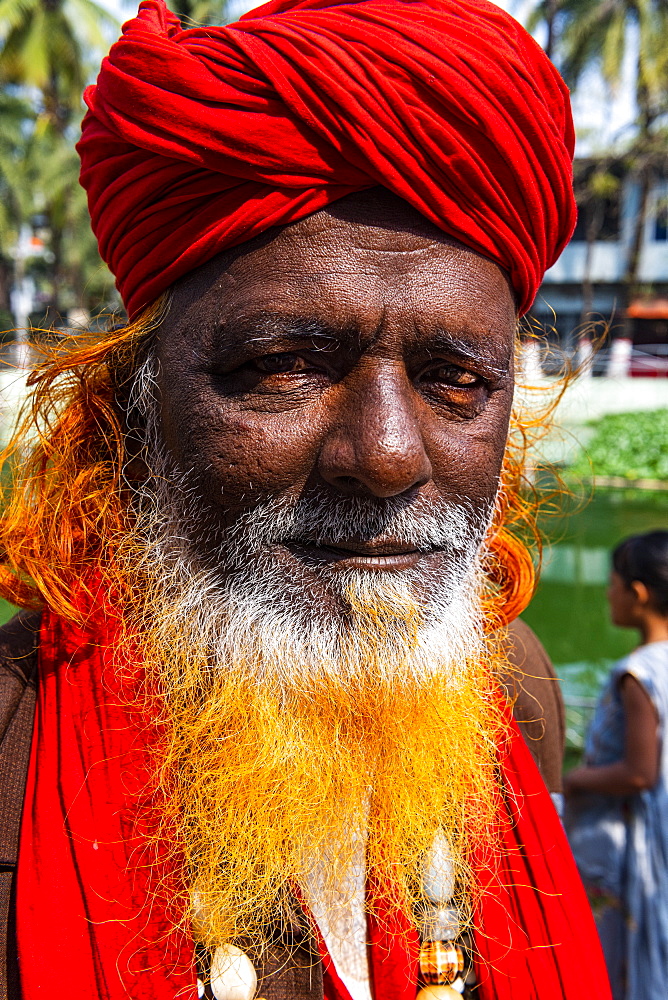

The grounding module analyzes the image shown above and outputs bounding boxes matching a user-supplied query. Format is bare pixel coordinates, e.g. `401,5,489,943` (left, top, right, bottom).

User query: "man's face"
153,191,516,610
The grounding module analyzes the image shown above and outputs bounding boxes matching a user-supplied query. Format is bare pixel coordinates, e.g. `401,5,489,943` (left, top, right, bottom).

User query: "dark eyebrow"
424,330,512,376
215,313,347,351
213,313,512,375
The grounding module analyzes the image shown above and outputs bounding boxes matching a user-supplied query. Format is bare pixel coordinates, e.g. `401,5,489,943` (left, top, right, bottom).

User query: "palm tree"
0,0,118,321
26,120,117,323
528,0,668,322
574,159,621,326
0,0,117,132
0,91,35,325
0,0,238,327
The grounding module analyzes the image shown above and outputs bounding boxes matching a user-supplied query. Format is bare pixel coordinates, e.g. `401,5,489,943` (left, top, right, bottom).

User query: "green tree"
0,90,34,324
26,120,118,321
528,0,668,320
0,0,118,321
0,0,117,132
168,0,230,25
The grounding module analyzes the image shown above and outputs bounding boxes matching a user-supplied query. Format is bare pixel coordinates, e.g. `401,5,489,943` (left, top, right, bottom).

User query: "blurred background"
0,0,666,765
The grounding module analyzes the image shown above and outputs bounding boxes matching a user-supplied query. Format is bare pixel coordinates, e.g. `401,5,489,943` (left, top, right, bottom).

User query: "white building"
531,161,668,375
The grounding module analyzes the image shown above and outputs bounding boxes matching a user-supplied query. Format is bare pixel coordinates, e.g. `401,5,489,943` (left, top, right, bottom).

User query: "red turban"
78,0,576,319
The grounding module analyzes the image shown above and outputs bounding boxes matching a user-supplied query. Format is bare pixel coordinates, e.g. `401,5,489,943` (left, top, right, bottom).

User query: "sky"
99,0,638,155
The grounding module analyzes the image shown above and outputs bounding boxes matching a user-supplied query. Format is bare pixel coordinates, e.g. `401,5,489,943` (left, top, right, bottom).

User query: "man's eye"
428,364,481,387
254,353,308,374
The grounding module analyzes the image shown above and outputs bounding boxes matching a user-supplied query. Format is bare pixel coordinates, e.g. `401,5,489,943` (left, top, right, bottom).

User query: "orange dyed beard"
118,528,509,959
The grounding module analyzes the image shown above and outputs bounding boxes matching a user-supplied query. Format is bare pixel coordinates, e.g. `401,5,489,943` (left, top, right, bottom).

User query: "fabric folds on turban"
78,0,576,319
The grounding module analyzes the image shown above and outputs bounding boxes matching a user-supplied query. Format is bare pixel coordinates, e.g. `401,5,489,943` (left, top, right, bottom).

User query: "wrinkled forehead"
164,190,518,355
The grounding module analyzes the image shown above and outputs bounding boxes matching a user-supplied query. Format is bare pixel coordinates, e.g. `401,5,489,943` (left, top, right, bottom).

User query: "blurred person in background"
566,531,668,1000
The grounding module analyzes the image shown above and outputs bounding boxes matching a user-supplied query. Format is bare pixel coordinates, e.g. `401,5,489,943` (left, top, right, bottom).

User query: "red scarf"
16,607,611,999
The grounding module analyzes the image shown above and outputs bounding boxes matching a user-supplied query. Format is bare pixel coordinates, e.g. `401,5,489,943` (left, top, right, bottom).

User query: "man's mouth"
284,537,442,571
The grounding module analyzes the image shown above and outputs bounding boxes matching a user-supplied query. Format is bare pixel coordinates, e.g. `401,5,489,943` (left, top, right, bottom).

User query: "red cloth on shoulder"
16,606,611,999
78,0,576,319
15,607,195,998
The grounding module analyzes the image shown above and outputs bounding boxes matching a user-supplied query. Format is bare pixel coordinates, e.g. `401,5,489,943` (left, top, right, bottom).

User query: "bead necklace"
415,833,477,999
194,832,478,999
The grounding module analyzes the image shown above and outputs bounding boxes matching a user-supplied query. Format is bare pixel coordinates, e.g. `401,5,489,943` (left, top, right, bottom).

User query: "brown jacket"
0,613,563,999
499,617,565,795
0,612,40,1000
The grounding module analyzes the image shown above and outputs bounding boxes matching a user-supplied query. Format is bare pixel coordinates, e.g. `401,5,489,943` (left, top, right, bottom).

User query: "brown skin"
565,571,667,798
154,190,517,606
608,571,668,645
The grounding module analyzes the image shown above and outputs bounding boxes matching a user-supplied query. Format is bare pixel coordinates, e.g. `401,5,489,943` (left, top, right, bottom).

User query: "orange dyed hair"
0,299,167,619
0,302,551,624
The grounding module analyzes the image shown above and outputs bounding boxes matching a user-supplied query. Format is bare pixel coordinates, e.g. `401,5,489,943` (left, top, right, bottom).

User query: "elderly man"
0,0,608,997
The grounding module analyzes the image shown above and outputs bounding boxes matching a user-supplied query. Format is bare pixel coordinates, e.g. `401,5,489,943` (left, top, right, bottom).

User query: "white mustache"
222,492,492,565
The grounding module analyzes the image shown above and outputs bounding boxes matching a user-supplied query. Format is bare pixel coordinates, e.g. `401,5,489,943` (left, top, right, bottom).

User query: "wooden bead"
210,944,257,1000
416,987,462,998
419,940,463,985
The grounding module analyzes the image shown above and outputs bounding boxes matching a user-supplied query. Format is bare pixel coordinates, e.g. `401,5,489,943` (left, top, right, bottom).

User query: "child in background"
566,530,668,1000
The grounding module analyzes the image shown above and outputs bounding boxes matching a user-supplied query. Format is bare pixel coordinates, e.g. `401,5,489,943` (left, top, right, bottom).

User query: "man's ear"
632,580,651,607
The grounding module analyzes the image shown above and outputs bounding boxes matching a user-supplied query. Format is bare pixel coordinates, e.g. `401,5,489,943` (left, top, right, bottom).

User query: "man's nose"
317,366,433,498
